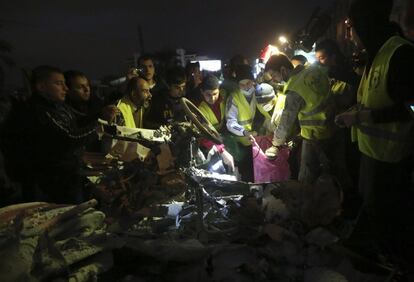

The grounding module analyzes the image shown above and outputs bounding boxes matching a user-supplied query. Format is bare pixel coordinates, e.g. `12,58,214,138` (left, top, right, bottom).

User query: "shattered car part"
0,200,123,282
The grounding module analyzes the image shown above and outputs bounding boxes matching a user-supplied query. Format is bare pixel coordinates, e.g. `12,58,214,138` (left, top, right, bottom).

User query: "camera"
132,67,145,77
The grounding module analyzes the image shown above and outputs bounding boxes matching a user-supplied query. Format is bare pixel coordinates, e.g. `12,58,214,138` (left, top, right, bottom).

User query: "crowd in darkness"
0,0,414,277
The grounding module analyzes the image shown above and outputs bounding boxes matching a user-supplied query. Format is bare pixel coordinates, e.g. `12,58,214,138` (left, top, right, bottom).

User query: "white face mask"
241,86,255,97
262,101,275,112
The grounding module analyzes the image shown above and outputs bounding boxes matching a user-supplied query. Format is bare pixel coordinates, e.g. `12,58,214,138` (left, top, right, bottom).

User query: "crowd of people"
0,0,413,277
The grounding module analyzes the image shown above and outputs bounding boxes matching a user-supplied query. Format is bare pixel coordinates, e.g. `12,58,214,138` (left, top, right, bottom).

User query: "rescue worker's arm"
273,90,305,145
336,45,414,127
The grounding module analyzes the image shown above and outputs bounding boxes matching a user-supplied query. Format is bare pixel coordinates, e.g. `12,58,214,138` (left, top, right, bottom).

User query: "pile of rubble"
0,121,395,281
0,200,123,281
99,175,387,282
0,174,391,282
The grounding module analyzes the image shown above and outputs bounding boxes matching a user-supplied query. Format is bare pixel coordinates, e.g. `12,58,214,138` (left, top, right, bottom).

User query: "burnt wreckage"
0,98,398,281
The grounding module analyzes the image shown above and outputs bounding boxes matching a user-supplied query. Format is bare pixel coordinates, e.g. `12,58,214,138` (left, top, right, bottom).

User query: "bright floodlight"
195,60,222,72
279,36,288,44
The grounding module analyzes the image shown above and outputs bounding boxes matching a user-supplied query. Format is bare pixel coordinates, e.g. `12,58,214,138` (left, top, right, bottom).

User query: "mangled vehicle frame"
0,98,397,281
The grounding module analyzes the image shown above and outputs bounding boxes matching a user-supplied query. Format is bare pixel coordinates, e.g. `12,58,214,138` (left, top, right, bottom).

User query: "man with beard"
116,76,152,128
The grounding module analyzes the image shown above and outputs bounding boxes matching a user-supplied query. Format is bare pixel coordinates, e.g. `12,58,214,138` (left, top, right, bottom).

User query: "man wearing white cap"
254,83,278,135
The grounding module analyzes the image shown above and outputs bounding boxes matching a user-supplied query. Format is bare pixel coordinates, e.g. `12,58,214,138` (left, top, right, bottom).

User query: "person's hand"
335,110,359,128
243,130,257,144
101,105,120,123
220,149,235,173
265,145,279,159
265,136,284,159
127,67,140,80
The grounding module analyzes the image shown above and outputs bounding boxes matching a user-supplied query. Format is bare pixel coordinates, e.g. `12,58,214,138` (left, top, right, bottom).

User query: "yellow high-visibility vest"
285,64,333,140
332,80,350,96
272,91,287,126
198,96,226,131
227,90,255,146
117,97,143,128
353,36,414,162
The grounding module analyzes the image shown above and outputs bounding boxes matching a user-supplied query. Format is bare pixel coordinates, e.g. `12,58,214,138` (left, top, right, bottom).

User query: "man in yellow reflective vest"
335,0,414,269
225,65,258,182
197,74,234,172
198,75,226,133
116,77,152,128
264,54,337,184
254,83,279,135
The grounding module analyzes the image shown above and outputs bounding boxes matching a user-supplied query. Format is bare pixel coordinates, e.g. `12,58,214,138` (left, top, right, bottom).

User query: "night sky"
0,0,334,85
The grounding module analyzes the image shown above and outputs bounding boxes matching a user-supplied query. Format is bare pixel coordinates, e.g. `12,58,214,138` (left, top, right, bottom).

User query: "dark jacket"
28,95,96,169
146,91,187,128
1,94,98,203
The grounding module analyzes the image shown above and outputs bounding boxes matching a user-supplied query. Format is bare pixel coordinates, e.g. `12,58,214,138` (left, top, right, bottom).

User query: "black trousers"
357,153,414,264
235,145,254,183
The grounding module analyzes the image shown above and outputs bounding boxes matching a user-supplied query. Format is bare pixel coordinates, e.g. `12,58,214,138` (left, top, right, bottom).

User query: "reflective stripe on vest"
299,119,327,126
331,80,348,96
357,124,413,142
285,64,333,140
354,36,414,162
239,118,253,126
272,92,286,125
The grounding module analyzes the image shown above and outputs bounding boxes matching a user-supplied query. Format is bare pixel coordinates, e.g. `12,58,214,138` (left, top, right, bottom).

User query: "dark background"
0,0,333,84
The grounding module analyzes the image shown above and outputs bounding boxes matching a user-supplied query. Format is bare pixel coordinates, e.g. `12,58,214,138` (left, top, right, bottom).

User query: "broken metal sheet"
114,124,171,143
0,200,121,282
50,209,106,239
109,140,151,162
0,202,58,225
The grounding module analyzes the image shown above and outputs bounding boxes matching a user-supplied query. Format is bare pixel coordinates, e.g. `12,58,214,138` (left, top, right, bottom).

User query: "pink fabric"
252,135,290,183
199,139,225,153
199,138,216,150
215,144,225,153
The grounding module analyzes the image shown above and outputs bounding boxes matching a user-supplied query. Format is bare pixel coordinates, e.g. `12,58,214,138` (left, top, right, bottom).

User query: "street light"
279,35,288,44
